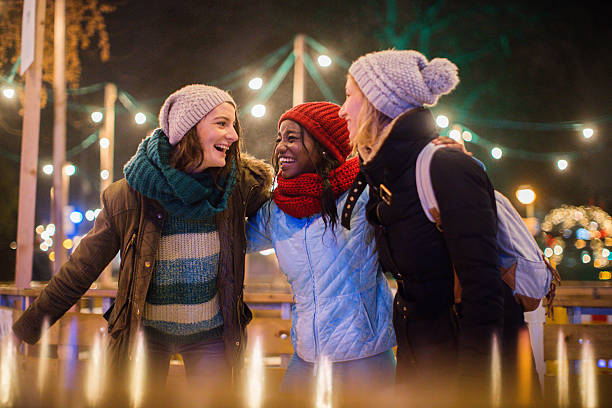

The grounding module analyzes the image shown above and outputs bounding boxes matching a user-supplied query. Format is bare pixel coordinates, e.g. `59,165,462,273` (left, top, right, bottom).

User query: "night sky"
2,0,611,234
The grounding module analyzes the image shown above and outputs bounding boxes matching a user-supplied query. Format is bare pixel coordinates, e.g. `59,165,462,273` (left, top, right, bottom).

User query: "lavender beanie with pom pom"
348,49,459,119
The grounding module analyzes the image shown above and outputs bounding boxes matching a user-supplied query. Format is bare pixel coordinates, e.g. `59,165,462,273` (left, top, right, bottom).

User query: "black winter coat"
345,108,505,391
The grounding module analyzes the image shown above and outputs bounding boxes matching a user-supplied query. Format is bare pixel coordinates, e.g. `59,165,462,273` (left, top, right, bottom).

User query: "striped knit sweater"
143,214,223,344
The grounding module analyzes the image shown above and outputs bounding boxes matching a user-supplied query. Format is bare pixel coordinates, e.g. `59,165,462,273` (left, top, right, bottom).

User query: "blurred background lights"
582,128,594,139
94,209,102,218
435,115,449,128
42,164,54,175
516,187,536,205
251,104,266,118
46,224,56,235
63,164,76,176
491,147,503,160
40,242,49,252
35,225,44,234
557,159,568,171
99,137,110,148
259,249,275,256
9,241,17,250
602,248,610,258
462,131,472,142
448,129,461,141
69,210,83,224
2,87,16,99
544,247,553,258
576,228,591,240
63,239,74,250
85,210,96,222
581,252,591,264
248,77,263,90
598,359,607,369
90,111,103,123
134,112,147,124
553,245,563,256
100,169,110,180
317,54,332,67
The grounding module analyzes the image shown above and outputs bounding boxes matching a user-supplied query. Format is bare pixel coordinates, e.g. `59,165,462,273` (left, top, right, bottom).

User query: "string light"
248,77,263,90
491,147,503,160
63,164,76,176
317,55,332,67
90,111,103,123
2,87,15,99
557,159,568,171
436,115,449,128
42,164,54,175
251,104,266,118
516,187,536,205
134,112,147,125
448,129,461,141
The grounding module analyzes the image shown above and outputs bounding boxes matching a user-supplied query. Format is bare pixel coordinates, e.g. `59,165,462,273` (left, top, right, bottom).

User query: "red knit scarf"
273,157,360,218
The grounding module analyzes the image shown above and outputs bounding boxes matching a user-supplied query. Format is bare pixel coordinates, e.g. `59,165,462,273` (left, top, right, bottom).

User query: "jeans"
280,349,396,395
143,331,229,390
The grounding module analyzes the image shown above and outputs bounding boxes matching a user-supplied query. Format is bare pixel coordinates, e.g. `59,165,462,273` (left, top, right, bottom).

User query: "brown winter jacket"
12,154,273,380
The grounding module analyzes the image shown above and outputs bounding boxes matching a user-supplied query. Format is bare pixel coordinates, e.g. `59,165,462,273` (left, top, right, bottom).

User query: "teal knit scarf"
123,129,237,219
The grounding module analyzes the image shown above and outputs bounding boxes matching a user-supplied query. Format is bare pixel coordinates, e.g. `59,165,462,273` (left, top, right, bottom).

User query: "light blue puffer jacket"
247,187,396,363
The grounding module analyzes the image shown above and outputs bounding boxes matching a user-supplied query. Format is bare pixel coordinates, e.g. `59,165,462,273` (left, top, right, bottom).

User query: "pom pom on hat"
421,58,459,96
159,84,235,145
279,102,351,163
348,49,459,119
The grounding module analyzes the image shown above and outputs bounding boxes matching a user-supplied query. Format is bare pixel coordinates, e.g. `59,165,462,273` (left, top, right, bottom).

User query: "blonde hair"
348,75,392,155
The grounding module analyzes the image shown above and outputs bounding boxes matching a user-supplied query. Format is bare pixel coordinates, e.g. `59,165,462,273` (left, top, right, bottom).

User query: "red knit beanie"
278,102,351,163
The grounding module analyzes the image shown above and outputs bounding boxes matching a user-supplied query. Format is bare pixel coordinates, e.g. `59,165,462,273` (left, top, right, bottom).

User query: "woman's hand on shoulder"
432,136,472,156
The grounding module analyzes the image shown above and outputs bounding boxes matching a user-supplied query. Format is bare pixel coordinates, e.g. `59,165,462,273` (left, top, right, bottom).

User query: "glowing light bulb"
553,245,563,256
63,164,76,176
582,128,594,139
85,210,96,221
251,104,266,118
100,169,110,180
42,164,54,175
516,187,536,205
491,147,503,160
557,159,568,171
436,115,449,128
134,112,147,125
449,129,461,141
70,211,83,224
248,77,263,90
99,137,110,148
462,131,472,142
91,111,103,123
317,55,332,67
544,248,553,258
2,87,16,99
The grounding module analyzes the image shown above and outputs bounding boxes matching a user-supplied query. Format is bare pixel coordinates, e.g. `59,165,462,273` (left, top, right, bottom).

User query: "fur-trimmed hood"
239,153,274,195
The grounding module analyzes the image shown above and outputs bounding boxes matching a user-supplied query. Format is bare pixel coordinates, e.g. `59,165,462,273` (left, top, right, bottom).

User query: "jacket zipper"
303,217,320,361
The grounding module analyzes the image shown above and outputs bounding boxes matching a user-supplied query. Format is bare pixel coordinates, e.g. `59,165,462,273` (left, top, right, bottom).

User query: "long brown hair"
170,112,242,188
271,126,341,231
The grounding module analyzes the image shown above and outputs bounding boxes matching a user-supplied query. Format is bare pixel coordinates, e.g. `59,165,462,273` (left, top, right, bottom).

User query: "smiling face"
338,76,365,144
192,102,238,172
275,120,318,179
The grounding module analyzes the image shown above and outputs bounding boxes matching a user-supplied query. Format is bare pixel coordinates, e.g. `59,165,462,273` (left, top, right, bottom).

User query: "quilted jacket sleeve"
246,202,274,253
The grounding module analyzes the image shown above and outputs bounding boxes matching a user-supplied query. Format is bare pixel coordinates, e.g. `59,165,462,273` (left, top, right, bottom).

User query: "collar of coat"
359,107,439,185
